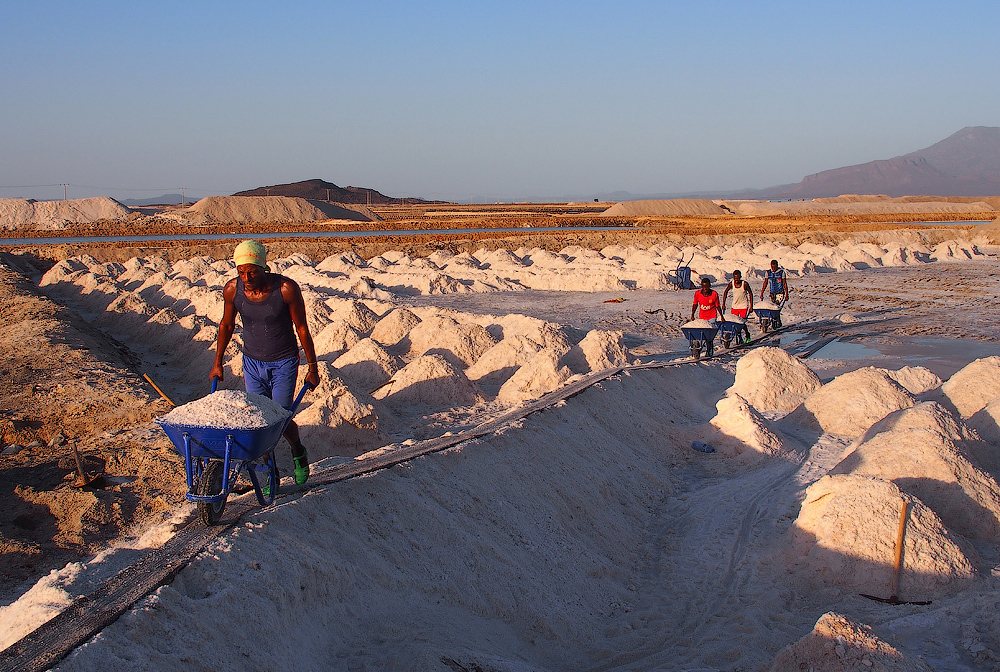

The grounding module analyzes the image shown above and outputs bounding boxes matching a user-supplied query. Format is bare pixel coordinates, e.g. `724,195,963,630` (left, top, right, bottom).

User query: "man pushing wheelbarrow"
210,240,320,492
683,277,726,359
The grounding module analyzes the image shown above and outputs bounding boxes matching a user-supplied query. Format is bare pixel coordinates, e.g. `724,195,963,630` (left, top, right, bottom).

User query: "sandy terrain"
2,227,1000,671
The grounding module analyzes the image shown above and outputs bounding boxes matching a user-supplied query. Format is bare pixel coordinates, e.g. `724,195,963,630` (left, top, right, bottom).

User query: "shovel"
861,498,931,606
71,442,107,490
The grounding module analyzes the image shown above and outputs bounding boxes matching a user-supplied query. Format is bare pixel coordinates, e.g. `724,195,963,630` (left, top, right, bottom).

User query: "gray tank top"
234,275,299,362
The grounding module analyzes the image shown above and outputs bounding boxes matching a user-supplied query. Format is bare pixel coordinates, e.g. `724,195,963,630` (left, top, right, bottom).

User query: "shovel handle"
890,498,908,597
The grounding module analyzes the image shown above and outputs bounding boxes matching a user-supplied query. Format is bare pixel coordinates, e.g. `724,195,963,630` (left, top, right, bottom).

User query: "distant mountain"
755,127,1000,199
121,193,191,206
233,178,440,205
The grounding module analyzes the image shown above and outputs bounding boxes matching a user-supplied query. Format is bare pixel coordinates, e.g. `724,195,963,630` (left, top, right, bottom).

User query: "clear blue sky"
2,1,997,202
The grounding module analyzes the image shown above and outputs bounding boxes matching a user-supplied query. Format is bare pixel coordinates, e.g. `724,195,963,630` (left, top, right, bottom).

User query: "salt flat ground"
4,250,1000,671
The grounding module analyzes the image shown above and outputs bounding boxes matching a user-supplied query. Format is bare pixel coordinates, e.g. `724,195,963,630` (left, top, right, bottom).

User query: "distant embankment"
599,195,999,219
599,199,726,217
0,197,132,230
161,196,378,225
0,195,380,231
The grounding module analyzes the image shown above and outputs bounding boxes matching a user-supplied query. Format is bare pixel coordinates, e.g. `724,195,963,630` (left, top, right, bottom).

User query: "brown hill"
760,127,1000,199
234,178,437,205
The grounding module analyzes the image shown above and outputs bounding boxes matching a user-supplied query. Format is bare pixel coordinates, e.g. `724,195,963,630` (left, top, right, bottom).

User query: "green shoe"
256,464,278,498
293,449,309,486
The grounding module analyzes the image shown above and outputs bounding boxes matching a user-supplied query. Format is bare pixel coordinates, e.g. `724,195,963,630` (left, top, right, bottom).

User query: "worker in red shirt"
691,277,726,324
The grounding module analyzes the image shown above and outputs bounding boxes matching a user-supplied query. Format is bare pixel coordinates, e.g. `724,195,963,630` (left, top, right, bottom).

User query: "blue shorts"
243,355,299,410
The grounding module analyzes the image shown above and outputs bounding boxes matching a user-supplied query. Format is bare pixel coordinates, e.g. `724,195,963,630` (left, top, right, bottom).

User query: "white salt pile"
755,299,782,310
727,346,821,413
708,394,788,460
940,355,1000,417
158,389,290,429
766,612,935,672
788,474,976,597
885,365,942,395
830,402,1000,542
786,367,914,435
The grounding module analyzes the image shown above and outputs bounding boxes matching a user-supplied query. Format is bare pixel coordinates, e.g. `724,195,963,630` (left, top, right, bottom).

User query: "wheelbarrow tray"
155,418,288,463
681,326,719,341
753,307,782,319
717,320,745,336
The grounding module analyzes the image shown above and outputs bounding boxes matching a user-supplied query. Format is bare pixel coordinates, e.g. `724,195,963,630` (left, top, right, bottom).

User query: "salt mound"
497,349,573,404
941,356,1000,417
332,339,401,388
561,330,629,374
708,394,787,459
786,367,914,436
329,300,381,336
312,322,362,360
369,308,421,347
465,335,543,393
728,347,821,413
967,396,1000,448
681,319,715,329
755,299,782,310
0,197,132,230
788,475,975,598
292,368,379,449
831,402,1000,541
885,365,941,395
158,389,290,429
766,611,935,672
599,199,725,217
405,315,497,367
173,196,372,224
371,354,482,406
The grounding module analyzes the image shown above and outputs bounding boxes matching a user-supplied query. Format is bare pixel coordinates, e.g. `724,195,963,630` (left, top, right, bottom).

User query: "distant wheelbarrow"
753,305,783,333
681,324,719,360
718,318,750,349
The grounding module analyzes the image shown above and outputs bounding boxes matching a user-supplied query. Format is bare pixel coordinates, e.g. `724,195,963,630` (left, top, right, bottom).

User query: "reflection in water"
811,338,881,360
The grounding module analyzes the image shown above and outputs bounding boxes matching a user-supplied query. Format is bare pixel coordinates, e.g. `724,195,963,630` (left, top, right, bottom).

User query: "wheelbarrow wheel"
197,460,227,525
721,333,732,349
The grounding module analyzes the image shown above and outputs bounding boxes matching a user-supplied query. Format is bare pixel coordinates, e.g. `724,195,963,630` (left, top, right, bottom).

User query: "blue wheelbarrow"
681,323,719,360
718,318,751,349
155,379,312,525
753,305,783,333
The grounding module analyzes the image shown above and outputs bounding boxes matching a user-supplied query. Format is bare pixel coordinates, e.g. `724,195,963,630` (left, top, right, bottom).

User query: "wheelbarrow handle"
289,382,315,414
211,376,220,393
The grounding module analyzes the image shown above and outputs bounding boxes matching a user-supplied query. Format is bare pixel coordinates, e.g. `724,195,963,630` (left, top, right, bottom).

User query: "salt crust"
789,475,975,598
766,612,934,672
831,402,1000,542
786,367,914,436
728,346,821,413
159,389,290,429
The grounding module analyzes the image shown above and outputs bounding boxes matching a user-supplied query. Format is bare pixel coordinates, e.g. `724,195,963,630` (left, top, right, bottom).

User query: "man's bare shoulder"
279,275,303,301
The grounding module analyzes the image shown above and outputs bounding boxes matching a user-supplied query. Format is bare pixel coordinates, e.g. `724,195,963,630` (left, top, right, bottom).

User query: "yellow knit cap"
233,240,267,268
